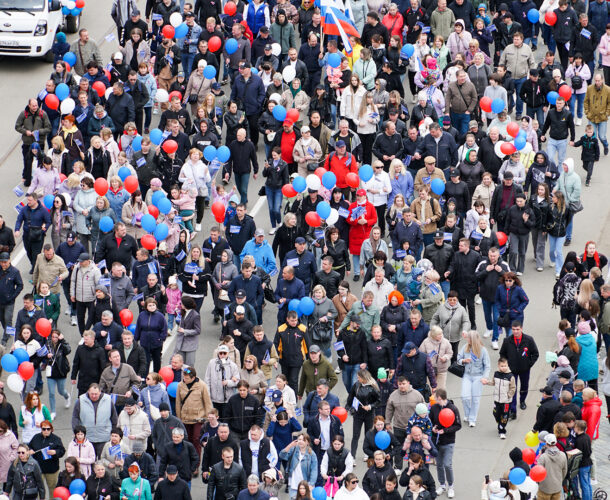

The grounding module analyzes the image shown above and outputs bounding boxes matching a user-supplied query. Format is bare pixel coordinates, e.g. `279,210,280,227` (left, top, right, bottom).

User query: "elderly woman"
293,127,323,178
309,284,338,358
73,176,97,252
419,325,453,390
240,355,268,404
85,461,119,500
86,196,118,257
121,190,149,241
281,78,310,127
413,269,445,322
184,60,214,117
389,159,414,206
447,20,472,61
5,444,45,500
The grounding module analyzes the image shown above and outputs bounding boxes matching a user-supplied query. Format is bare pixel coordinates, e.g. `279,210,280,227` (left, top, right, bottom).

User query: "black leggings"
407,70,418,97
351,410,374,458
360,132,375,166
195,195,206,224
75,300,95,335
375,204,387,236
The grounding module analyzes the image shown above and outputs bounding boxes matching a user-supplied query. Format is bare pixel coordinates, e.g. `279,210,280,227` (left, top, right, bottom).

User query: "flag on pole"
319,0,360,55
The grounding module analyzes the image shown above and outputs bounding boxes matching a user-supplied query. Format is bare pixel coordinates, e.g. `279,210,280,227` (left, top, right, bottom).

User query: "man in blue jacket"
281,237,317,294
230,62,266,146
15,193,51,274
240,229,278,276
228,264,264,324
0,253,23,345
274,266,306,324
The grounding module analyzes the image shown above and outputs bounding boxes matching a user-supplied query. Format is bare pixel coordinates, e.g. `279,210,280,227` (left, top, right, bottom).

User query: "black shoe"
353,275,360,282
205,199,210,207
509,412,517,420
520,401,527,410
564,238,571,246
213,314,220,324
285,485,289,493
605,145,608,155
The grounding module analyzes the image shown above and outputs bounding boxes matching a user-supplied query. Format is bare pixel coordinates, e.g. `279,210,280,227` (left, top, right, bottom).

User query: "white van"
0,0,80,61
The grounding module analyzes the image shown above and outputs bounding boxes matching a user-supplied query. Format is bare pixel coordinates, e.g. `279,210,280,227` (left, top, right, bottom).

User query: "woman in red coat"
581,387,602,440
347,188,377,281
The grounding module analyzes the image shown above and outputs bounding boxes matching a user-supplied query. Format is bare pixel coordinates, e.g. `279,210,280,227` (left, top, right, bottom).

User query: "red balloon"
500,142,516,155
479,96,492,113
53,487,70,500
286,108,300,123
35,318,52,338
211,201,225,219
119,309,133,327
45,94,59,111
104,69,111,82
314,167,326,180
331,406,348,423
208,36,222,52
124,176,139,194
148,205,159,219
305,211,322,227
522,448,536,465
158,366,174,385
438,408,455,427
18,362,34,381
162,25,175,39
530,465,547,482
224,1,237,15
497,231,508,246
59,173,67,182
506,122,520,138
214,213,225,223
345,172,360,188
169,90,182,102
94,177,108,196
558,85,572,100
162,139,178,154
282,184,297,197
545,11,557,25
75,0,85,7
92,81,106,98
141,234,157,251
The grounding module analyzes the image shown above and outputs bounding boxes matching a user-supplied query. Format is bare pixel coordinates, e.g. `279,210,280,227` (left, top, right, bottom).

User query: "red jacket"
382,13,404,39
346,201,377,255
324,152,358,189
582,396,602,440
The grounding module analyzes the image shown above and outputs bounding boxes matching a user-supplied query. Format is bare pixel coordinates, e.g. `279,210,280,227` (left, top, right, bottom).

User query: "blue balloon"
152,190,166,206
157,197,172,215
491,98,505,114
359,164,373,182
327,52,341,68
174,23,189,39
225,38,239,54
69,479,86,495
167,381,179,397
12,348,29,364
514,135,527,150
517,129,527,141
127,324,136,334
508,467,527,486
316,201,331,219
299,296,315,316
547,91,559,105
62,6,70,15
288,299,301,312
430,178,445,196
272,104,287,122
118,166,132,181
374,430,391,450
70,7,81,16
154,224,169,241
216,145,231,163
312,487,326,500
0,354,18,373
401,43,415,58
527,8,540,23
63,52,77,67
56,83,70,101
141,214,157,233
99,216,115,233
292,175,306,193
251,68,259,75
149,128,163,145
322,171,336,190
204,145,217,162
43,195,54,210
132,135,142,152
203,65,217,80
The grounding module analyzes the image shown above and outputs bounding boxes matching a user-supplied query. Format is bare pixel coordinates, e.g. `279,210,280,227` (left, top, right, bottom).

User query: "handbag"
147,390,161,421
448,361,465,378
187,77,206,103
569,200,584,213
324,477,340,498
497,312,511,328
258,185,266,196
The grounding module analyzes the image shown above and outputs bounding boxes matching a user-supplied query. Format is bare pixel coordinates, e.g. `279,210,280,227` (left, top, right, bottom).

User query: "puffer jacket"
176,377,213,424
139,383,170,426
419,334,453,375
70,263,101,302
576,333,598,382
73,188,98,234
204,357,240,403
134,310,167,349
430,301,471,342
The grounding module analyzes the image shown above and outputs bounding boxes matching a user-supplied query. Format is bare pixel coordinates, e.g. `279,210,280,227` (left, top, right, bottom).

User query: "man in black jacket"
201,423,240,480
313,256,342,299
444,169,471,219
97,223,138,271
361,12,389,47
0,253,23,345
125,71,150,134
70,330,108,395
154,464,190,500
239,426,276,478
541,96,576,167
446,239,481,329
159,427,200,483
225,381,263,440
105,82,135,139
506,193,535,275
206,447,247,500
224,129,259,205
553,0,578,68
225,306,254,363
499,321,539,418
225,206,256,266
423,231,454,297
117,330,148,378
533,387,562,433
490,171,524,232
519,69,547,127
372,121,404,171
478,128,504,181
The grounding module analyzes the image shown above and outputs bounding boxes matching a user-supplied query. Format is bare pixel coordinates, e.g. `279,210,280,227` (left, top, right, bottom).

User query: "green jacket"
120,476,152,500
298,355,338,397
338,301,380,340
269,21,295,54
33,293,60,322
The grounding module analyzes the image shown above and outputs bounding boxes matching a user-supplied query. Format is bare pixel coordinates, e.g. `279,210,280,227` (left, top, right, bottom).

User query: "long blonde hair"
357,368,379,391
577,279,596,308
464,330,483,359
358,91,376,119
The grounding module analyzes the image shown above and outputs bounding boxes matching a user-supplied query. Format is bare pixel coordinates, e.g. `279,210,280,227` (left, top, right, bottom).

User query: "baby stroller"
562,448,582,499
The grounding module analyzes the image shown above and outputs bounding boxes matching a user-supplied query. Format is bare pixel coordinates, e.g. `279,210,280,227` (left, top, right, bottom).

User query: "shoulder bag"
448,361,465,378
147,390,161,421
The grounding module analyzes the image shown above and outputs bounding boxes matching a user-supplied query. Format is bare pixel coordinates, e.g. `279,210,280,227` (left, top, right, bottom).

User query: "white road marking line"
12,246,26,266
249,196,267,218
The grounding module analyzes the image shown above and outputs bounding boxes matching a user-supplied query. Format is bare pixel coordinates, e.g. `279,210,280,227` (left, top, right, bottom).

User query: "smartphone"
485,475,490,484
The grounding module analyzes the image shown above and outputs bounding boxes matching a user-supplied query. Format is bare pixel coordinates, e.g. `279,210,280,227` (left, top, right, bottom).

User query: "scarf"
290,84,301,99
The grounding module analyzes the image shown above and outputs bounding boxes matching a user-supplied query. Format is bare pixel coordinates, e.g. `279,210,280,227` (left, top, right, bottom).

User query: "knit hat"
377,368,388,380
56,32,66,43
556,355,570,367
415,403,428,416
577,321,592,335
159,402,171,412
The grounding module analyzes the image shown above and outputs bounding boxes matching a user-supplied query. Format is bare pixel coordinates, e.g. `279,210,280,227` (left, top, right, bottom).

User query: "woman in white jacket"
356,92,380,165
340,74,367,131
362,160,392,236
178,148,211,232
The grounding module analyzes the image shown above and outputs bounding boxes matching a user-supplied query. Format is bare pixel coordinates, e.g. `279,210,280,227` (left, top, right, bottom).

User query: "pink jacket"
166,287,182,315
599,34,610,67
28,167,61,196
0,431,18,483
67,439,96,477
172,189,197,211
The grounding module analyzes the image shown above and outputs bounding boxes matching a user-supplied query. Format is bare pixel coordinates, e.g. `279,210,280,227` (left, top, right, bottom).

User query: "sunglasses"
42,428,52,431
17,451,27,455
350,480,359,484
218,352,228,356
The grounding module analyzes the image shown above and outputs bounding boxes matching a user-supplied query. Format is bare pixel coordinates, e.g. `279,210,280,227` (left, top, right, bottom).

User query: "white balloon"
494,140,506,159
269,93,282,104
155,88,169,103
61,193,72,207
66,0,75,8
69,495,84,500
306,174,321,191
169,12,183,27
271,43,281,57
517,477,538,496
6,373,23,393
105,87,113,99
521,142,533,154
60,97,75,115
326,208,339,225
282,65,296,83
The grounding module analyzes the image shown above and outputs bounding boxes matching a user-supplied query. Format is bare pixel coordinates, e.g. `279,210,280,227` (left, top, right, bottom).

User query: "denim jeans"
461,373,483,423
440,280,450,299
577,465,592,500
547,137,568,167
526,105,545,126
569,92,586,118
167,313,176,331
513,77,526,116
450,112,470,136
548,235,566,274
436,443,455,486
482,300,499,340
342,363,359,392
182,52,195,79
590,120,608,147
330,103,337,129
235,173,250,205
542,24,556,53
352,254,360,274
566,216,574,240
47,378,69,414
266,187,283,227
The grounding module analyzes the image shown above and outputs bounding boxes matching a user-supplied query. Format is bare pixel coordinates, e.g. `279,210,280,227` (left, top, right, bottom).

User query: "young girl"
386,194,406,242
34,282,60,328
165,275,182,335
170,184,198,234
404,475,432,499
357,92,380,166
66,425,96,478
137,62,157,134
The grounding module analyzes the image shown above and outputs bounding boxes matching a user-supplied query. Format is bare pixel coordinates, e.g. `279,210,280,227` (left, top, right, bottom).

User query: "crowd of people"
4,0,610,498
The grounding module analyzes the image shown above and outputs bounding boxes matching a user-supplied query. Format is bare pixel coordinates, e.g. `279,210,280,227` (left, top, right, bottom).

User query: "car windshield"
0,0,44,10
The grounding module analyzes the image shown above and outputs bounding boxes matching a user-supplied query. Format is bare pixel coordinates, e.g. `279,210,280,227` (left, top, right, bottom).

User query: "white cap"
235,305,245,314
113,51,123,60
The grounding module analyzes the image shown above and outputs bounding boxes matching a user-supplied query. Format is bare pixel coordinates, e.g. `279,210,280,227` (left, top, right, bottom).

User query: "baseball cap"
540,386,553,396
78,252,90,262
166,465,178,474
271,390,283,402
235,305,245,314
529,68,539,77
335,139,346,148
301,125,310,133
295,236,306,244
239,61,252,69
184,11,195,17
211,82,221,90
545,434,557,446
259,26,269,33
218,345,230,353
235,289,246,299
349,315,362,325
442,115,451,125
309,344,321,353
254,228,265,237
0,253,9,262
424,156,436,164
469,120,478,128
131,8,140,16
434,230,444,239
356,188,366,197
66,231,77,242
264,43,272,50
113,52,123,60
283,119,293,126
449,168,459,177
402,341,417,352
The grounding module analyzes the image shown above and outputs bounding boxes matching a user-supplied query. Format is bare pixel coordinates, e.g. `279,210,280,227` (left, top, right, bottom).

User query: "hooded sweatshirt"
537,446,567,494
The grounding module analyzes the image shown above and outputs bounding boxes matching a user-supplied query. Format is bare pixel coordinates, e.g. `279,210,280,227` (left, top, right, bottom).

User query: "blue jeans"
352,254,360,274
266,187,283,227
549,235,566,274
566,217,574,240
330,103,337,129
526,105,545,126
450,112,470,136
440,280,450,299
167,313,176,331
542,24,556,53
570,92,586,118
461,373,483,423
436,443,455,486
547,137,568,167
577,465,592,500
591,120,608,147
182,52,195,79
513,77,526,116
342,364,359,392
482,300,500,341
47,378,69,414
235,173,250,205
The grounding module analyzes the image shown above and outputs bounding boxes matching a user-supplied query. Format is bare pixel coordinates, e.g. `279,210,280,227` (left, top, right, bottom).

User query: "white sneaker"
153,108,159,115
65,394,71,408
64,310,70,316
475,296,482,304
576,118,582,126
549,262,555,268
483,329,492,338
536,267,543,272
500,433,506,439
492,341,499,350
71,316,77,326
51,412,56,420
195,223,201,232
334,367,341,374
469,421,476,427
363,456,368,462
269,227,277,235
447,487,455,498
516,271,523,276
388,241,392,247
591,479,598,485
394,469,402,476
436,485,447,496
